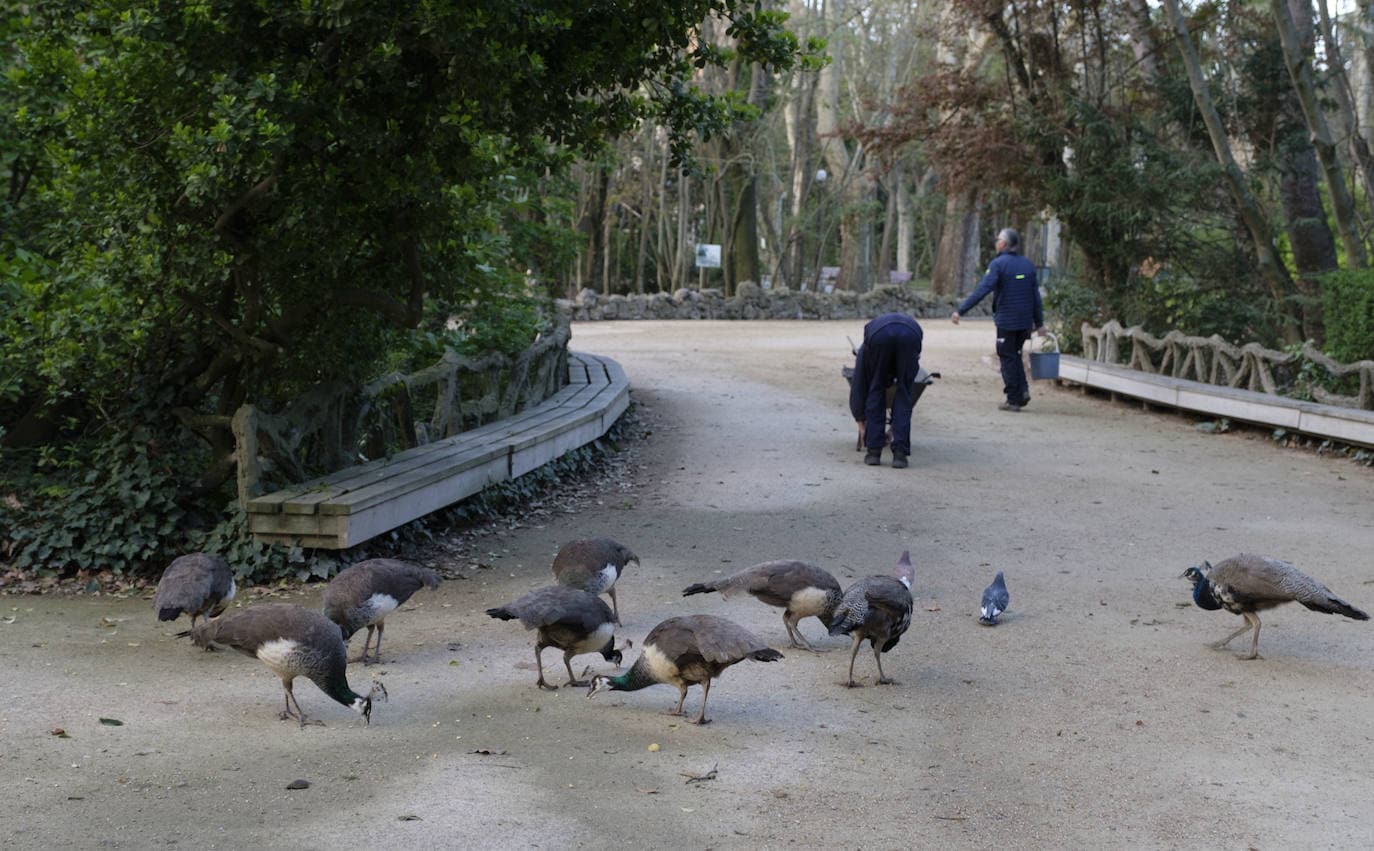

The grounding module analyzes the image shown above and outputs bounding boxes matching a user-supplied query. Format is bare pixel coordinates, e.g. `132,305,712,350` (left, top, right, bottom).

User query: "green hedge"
1320,269,1374,363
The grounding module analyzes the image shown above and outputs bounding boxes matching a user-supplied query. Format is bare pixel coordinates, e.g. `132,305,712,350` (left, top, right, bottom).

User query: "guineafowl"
682,560,842,650
552,538,638,624
487,585,622,689
152,553,236,633
828,551,915,687
587,614,783,725
322,558,439,664
1182,554,1369,659
187,604,387,727
979,571,1009,626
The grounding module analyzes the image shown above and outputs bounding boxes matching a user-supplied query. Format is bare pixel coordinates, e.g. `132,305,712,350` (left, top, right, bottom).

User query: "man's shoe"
998,402,1021,412
1019,395,1031,407
891,452,908,469
864,449,882,466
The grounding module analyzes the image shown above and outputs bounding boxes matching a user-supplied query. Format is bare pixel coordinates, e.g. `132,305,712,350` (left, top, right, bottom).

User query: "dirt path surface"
5,320,1374,850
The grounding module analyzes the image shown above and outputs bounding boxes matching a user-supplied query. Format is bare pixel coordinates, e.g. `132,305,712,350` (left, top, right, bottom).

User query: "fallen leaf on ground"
285,779,310,790
397,814,422,821
98,718,123,726
636,788,658,795
50,728,69,738
470,748,508,756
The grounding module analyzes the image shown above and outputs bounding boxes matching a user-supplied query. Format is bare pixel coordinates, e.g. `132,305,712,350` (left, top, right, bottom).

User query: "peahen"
322,558,439,665
552,538,638,624
681,560,842,650
487,585,622,689
1182,554,1368,659
187,604,387,727
587,614,782,724
828,551,915,687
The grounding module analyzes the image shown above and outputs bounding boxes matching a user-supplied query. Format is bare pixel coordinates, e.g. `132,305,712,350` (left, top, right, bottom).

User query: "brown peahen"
152,553,236,632
682,560,842,650
187,604,386,727
487,585,622,689
587,614,783,724
827,551,915,687
1182,553,1368,659
552,538,638,624
322,559,439,664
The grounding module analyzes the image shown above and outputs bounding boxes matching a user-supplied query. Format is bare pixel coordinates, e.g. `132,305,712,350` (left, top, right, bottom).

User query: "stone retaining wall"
560,282,985,322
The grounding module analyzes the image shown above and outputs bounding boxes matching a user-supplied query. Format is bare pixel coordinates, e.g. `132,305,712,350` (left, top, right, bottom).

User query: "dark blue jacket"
957,250,1043,331
848,313,923,421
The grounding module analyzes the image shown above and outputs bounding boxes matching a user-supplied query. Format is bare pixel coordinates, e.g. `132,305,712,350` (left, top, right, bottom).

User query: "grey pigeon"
979,571,1009,626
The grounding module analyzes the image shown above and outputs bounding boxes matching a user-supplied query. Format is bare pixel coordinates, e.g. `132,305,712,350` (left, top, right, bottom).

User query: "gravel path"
4,319,1373,849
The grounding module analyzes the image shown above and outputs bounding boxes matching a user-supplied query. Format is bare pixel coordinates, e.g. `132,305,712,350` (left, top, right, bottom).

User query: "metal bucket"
1029,332,1060,380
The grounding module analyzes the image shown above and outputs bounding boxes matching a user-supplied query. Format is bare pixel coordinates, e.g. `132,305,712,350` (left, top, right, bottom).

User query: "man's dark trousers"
864,322,921,454
997,327,1031,406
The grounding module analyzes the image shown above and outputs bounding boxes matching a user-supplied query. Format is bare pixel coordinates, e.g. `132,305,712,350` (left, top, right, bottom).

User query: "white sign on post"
694,244,722,268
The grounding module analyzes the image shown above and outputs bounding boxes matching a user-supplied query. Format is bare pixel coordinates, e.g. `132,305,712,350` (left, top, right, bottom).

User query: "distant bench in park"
245,352,630,549
1058,356,1374,449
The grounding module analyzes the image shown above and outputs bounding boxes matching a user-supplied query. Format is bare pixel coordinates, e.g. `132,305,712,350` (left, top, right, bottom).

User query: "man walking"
950,228,1046,411
849,312,924,468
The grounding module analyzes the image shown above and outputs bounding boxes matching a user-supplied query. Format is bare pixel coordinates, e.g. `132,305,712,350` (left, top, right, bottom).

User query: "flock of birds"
150,541,1368,728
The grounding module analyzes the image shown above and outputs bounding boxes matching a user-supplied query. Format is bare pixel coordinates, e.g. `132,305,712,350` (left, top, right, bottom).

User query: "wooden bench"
1058,355,1374,448
245,352,630,549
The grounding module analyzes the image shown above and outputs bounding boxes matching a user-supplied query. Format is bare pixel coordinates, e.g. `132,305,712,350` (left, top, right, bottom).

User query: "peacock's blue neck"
609,658,658,692
1191,577,1223,611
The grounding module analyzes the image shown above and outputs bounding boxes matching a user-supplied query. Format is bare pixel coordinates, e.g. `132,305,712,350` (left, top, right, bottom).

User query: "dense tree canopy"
1,0,806,452
0,1,809,575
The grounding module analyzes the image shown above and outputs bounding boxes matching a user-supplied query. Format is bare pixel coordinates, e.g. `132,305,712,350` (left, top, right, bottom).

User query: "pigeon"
979,571,1009,626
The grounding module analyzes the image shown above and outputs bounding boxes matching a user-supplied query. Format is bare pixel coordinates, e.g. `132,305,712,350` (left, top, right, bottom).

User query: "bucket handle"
1034,331,1060,353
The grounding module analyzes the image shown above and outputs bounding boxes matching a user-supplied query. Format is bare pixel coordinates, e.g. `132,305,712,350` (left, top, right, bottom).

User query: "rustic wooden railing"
1060,322,1374,449
1080,320,1373,410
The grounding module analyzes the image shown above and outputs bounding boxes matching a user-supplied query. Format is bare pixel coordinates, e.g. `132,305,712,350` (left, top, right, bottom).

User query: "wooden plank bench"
1057,355,1374,448
245,351,630,549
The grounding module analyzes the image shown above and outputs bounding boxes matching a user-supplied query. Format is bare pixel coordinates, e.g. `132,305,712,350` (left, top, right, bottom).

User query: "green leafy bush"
1043,272,1104,354
1,424,196,575
1319,269,1374,363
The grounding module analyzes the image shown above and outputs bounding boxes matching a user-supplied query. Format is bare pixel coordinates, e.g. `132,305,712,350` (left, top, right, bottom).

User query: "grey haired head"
998,228,1021,251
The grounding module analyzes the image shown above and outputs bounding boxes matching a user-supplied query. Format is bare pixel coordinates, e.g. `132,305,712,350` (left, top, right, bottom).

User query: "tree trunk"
1161,0,1304,343
931,189,980,297
1314,0,1374,229
896,169,915,275
815,0,867,291
876,171,897,284
1272,0,1367,268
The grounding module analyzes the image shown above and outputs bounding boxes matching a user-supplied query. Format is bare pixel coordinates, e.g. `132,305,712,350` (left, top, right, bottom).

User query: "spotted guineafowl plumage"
682,560,842,650
152,553,236,631
587,614,783,725
323,559,439,664
828,551,915,687
979,571,1009,626
1182,553,1368,659
487,585,622,689
187,604,386,727
552,538,638,624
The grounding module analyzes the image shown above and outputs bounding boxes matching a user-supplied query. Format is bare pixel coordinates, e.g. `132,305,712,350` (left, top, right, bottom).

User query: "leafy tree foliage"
1,1,805,574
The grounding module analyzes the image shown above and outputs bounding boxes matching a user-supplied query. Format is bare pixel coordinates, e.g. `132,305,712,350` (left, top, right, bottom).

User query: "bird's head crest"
893,551,915,588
